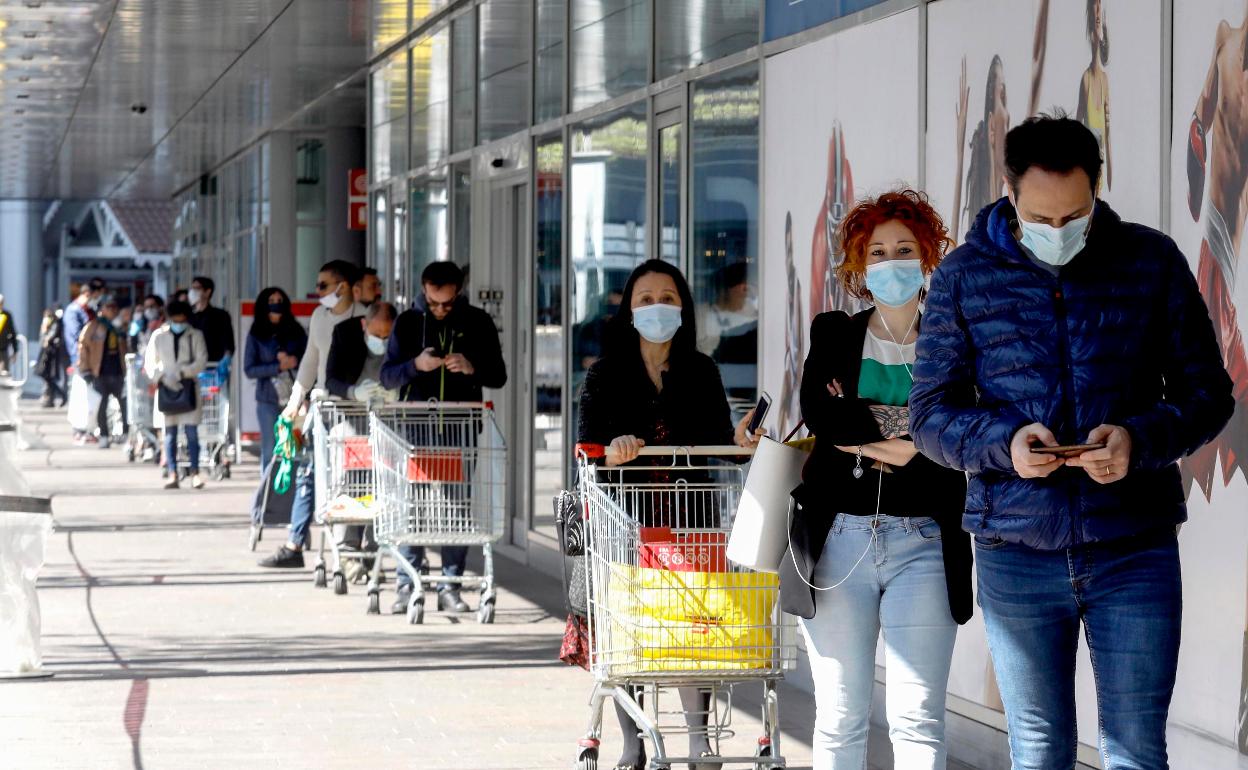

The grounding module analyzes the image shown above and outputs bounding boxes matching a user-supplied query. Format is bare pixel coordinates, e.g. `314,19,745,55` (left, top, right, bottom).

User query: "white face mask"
188,288,204,305
318,284,342,310
1013,200,1094,267
632,303,683,344
365,334,387,357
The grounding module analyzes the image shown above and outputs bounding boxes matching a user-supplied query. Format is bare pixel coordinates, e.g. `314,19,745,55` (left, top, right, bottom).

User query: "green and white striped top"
858,330,915,408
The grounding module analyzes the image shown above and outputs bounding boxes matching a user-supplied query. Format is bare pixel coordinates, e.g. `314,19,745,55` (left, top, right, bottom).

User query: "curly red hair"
836,189,953,301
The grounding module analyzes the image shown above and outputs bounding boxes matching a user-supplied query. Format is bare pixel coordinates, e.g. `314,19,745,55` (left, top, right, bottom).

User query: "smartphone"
1031,442,1106,458
747,392,773,434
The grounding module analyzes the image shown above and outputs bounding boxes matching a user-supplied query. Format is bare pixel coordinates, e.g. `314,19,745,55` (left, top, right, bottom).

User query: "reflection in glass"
658,123,681,263
570,102,646,435
691,64,760,408
533,134,564,533
571,0,649,111
372,54,409,182
410,175,449,288
371,0,408,56
452,162,471,271
479,0,531,141
411,31,450,168
412,0,453,27
373,190,391,297
393,193,409,307
295,139,326,222
534,0,565,124
452,12,477,153
656,0,759,79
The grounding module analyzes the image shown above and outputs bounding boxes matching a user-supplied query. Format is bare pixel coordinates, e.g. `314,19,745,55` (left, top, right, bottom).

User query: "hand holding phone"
735,392,771,448
1031,442,1107,459
748,392,772,434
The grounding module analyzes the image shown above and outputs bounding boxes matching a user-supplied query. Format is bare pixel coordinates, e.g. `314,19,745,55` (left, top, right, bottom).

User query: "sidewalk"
2,403,827,769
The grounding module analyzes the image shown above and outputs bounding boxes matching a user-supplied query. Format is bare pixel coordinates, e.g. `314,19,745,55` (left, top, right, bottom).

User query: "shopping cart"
123,353,159,464
309,397,381,602
175,364,231,480
369,402,506,625
572,445,796,770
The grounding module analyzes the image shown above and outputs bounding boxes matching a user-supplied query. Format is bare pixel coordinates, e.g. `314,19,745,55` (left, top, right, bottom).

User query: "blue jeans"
164,424,200,473
800,514,957,770
287,449,315,549
397,545,467,591
975,526,1182,770
256,400,281,471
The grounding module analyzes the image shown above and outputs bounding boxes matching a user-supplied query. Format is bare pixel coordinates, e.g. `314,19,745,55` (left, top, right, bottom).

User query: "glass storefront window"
656,0,759,79
570,101,646,424
451,11,477,153
413,0,452,27
411,31,450,169
658,121,681,262
452,162,472,270
690,63,760,406
373,190,392,297
372,0,408,56
479,0,531,142
295,139,326,222
571,0,649,112
534,133,564,532
534,0,565,124
410,174,449,282
372,54,409,182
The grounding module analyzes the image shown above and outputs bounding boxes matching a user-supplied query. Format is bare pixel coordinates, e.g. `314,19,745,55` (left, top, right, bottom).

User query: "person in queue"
145,300,209,490
257,260,365,569
381,261,506,615
909,114,1233,769
188,276,236,373
77,297,129,450
244,287,308,471
577,258,763,770
779,190,972,769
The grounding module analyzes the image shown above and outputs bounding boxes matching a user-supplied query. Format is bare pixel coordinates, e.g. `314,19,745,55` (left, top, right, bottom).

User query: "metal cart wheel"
476,596,496,624
407,594,424,625
575,747,598,770
332,572,348,595
313,565,327,588
366,590,381,615
248,526,261,551
125,446,135,463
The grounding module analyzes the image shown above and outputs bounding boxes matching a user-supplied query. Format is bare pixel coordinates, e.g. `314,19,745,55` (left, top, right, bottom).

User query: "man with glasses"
258,259,365,569
381,261,507,614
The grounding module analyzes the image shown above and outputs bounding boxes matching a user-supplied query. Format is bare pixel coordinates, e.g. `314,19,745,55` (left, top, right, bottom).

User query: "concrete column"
324,127,367,268
268,132,296,293
0,200,46,377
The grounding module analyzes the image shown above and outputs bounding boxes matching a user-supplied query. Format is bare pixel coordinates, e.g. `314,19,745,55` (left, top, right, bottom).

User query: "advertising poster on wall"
1171,0,1248,753
760,6,920,442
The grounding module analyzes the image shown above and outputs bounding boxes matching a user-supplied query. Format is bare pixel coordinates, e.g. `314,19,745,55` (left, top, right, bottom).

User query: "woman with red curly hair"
778,189,972,769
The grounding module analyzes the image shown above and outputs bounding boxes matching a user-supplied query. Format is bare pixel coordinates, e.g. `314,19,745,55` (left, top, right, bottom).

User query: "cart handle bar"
575,443,754,460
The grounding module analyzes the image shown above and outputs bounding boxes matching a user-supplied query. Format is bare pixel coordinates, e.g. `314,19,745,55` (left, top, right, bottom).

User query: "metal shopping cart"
123,353,159,464
572,445,796,770
309,397,381,602
369,403,506,625
176,364,231,480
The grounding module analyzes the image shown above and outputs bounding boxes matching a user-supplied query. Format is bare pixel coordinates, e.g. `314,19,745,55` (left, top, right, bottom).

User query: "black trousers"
94,374,127,436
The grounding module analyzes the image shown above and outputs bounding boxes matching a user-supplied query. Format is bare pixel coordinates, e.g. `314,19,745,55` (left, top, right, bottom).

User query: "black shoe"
438,588,470,613
391,585,413,615
258,546,305,569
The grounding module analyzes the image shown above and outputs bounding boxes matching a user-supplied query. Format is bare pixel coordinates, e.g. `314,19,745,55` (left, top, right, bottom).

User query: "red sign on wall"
348,169,368,230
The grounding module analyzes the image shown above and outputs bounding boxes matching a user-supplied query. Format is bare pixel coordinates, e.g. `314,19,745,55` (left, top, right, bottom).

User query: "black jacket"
325,318,371,400
778,308,972,624
380,296,507,401
190,305,236,363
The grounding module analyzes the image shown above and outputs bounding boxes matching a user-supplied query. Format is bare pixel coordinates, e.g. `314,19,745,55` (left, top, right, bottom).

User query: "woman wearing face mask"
144,300,209,490
244,287,308,470
780,190,971,770
577,259,762,770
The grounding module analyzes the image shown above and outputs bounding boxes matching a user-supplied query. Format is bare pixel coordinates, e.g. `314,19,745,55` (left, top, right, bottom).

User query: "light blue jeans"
800,514,957,770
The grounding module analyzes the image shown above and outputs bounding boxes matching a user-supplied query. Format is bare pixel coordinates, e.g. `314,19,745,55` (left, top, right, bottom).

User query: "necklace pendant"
852,465,864,480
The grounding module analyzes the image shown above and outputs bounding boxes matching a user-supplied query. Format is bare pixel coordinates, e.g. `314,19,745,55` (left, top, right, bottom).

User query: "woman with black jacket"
243,287,307,470
578,259,761,770
779,190,971,769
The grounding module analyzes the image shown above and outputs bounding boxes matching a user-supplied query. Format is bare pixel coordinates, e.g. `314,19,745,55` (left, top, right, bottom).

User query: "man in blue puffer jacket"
911,114,1233,770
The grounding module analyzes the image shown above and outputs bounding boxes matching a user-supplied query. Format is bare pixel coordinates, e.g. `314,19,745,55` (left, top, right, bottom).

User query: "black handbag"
158,378,197,415
554,490,588,617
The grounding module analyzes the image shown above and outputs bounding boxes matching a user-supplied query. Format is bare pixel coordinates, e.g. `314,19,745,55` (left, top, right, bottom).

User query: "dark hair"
366,300,397,322
145,294,165,307
320,259,361,287
192,276,215,295
88,277,106,291
1005,112,1103,193
361,267,378,280
166,300,192,319
251,287,302,341
1087,0,1108,64
604,260,698,362
422,261,464,289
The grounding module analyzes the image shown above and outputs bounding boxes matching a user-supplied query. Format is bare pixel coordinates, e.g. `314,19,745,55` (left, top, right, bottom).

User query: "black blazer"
325,317,369,399
778,308,973,624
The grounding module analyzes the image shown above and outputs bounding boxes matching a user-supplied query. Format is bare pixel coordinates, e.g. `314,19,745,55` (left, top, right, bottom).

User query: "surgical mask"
318,285,343,310
169,321,188,334
1014,202,1094,267
144,308,160,322
632,303,683,344
865,259,926,307
188,288,203,305
365,334,387,357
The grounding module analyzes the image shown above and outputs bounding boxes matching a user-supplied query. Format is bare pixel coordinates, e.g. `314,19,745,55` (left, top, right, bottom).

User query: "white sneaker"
190,474,205,490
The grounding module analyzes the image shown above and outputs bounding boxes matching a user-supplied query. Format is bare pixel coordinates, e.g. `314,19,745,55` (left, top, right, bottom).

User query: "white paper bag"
727,437,811,573
66,375,101,433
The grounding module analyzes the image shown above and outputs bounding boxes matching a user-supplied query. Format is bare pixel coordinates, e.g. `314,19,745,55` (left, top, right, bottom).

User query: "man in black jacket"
188,276,235,369
381,261,507,614
326,301,396,401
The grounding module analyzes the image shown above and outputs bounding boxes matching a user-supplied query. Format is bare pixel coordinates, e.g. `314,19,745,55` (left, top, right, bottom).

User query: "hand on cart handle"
415,348,444,372
606,435,646,466
578,441,755,466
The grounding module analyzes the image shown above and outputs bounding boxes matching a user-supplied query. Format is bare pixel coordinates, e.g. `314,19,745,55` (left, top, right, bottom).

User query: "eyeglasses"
425,297,456,310
315,282,335,291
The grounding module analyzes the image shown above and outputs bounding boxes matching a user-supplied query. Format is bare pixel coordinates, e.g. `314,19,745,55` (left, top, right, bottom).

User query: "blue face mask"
169,321,188,334
632,303,683,344
865,259,926,307
1014,201,1094,267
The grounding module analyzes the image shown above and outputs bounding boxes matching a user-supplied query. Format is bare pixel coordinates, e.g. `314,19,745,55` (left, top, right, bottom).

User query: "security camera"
490,157,505,169
130,103,148,115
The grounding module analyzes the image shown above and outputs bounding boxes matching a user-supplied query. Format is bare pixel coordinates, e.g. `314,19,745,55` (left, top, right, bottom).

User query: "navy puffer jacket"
910,198,1234,550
